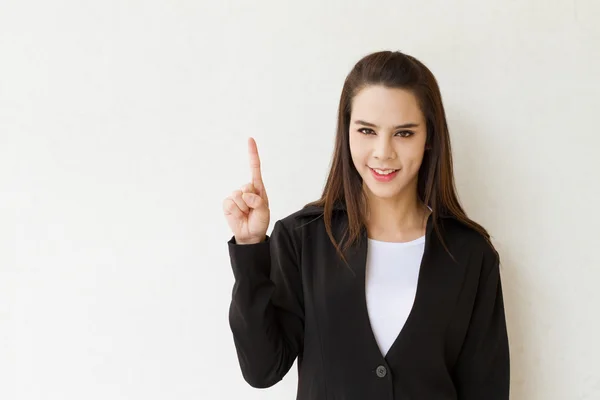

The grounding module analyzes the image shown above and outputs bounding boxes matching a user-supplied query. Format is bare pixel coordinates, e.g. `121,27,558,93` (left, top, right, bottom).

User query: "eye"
358,128,375,135
357,128,414,138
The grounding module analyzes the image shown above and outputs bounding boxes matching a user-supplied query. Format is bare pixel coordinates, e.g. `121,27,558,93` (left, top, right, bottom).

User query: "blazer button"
375,365,387,378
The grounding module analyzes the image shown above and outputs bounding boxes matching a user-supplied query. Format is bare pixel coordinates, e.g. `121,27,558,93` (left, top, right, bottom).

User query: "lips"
369,167,399,174
369,167,399,182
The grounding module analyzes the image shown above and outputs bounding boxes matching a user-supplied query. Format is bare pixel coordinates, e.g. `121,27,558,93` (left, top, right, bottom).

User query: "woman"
223,50,510,399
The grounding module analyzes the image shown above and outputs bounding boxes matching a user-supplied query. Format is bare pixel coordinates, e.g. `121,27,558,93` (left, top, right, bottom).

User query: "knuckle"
235,195,249,209
223,198,234,212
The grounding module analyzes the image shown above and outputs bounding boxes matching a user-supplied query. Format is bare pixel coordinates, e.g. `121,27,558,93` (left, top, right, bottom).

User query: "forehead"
351,85,423,123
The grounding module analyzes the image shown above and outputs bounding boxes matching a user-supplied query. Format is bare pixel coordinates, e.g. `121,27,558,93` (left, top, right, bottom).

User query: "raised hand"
223,137,271,244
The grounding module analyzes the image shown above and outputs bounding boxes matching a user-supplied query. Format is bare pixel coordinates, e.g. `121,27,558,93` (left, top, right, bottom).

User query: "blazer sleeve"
227,219,304,388
453,248,510,399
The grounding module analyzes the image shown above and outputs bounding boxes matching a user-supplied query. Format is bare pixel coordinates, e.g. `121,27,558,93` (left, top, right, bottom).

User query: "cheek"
349,149,363,171
403,153,426,175
399,142,425,161
348,133,364,165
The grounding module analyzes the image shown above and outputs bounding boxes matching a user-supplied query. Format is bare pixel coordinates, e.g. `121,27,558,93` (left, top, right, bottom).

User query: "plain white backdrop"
1,0,599,399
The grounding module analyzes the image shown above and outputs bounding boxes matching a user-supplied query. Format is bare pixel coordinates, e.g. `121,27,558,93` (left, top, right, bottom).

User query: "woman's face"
349,85,428,201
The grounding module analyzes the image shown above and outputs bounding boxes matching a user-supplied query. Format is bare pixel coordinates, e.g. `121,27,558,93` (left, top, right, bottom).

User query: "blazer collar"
293,202,345,217
294,202,456,219
294,201,457,236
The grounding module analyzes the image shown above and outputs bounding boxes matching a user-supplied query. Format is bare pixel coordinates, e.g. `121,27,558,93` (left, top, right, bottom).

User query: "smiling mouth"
369,167,399,175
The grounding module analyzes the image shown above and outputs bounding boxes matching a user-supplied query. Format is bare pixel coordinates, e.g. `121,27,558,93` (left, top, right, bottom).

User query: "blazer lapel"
294,201,459,361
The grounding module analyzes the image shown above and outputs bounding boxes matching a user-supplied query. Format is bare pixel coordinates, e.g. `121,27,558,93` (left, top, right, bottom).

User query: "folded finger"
231,190,250,214
223,197,244,219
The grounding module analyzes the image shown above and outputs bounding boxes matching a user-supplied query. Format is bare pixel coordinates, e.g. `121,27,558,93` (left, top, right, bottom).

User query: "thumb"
242,192,261,208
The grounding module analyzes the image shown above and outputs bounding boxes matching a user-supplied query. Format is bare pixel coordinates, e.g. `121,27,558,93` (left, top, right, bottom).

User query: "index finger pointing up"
248,137,264,193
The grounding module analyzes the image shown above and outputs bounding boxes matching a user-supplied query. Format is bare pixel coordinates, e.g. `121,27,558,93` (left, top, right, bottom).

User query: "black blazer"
227,203,510,399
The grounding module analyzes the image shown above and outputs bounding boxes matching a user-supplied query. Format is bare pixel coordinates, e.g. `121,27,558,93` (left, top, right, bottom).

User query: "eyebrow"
353,120,420,129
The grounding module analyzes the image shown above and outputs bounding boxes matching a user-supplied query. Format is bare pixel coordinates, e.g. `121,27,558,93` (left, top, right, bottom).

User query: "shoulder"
272,203,346,243
277,202,344,227
440,217,500,275
433,214,499,263
274,205,328,234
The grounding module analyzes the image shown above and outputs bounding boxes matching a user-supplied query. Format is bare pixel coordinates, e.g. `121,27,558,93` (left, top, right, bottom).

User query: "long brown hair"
304,50,498,265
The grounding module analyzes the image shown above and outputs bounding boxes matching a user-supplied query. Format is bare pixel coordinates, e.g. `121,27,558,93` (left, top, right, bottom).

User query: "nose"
373,135,395,160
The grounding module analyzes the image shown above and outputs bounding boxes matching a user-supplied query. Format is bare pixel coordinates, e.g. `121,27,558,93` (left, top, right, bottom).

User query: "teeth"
373,168,396,175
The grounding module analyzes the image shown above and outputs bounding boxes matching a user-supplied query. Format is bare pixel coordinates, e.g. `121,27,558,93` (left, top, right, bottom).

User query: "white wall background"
1,0,599,399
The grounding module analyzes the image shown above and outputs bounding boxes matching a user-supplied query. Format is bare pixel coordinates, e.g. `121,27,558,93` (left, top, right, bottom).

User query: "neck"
364,188,431,241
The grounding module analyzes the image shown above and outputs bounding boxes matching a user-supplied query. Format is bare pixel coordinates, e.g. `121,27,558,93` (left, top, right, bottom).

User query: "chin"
363,183,403,199
371,190,401,200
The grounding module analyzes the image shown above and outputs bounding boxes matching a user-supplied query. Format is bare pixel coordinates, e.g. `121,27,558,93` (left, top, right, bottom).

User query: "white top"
365,234,425,357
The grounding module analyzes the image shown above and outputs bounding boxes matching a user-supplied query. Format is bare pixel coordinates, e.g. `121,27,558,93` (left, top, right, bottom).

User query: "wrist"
236,235,266,245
